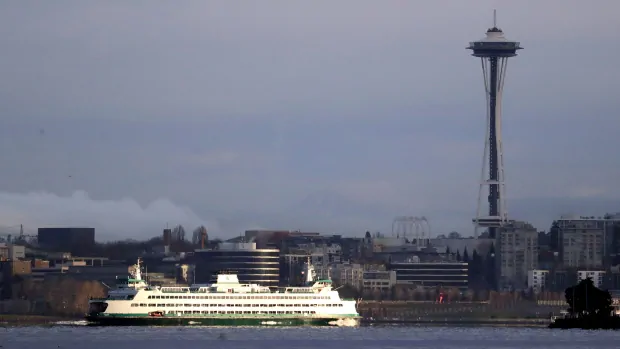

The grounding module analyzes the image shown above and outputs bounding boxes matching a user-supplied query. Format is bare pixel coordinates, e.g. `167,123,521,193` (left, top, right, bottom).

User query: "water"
1,323,618,349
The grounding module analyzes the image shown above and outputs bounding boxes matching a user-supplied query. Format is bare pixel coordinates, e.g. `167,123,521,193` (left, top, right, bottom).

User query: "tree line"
10,276,106,316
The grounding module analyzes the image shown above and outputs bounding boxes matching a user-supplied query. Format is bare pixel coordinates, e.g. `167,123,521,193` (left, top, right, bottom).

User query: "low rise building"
362,270,396,292
0,243,25,261
315,263,364,289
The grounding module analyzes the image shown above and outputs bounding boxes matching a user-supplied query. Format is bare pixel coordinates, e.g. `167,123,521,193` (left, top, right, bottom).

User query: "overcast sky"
0,0,619,240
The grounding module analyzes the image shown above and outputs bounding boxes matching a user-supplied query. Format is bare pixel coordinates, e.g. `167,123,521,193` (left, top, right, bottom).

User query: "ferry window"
157,304,165,307
167,304,174,307
140,304,146,307
148,303,155,306
130,304,136,307
148,296,152,299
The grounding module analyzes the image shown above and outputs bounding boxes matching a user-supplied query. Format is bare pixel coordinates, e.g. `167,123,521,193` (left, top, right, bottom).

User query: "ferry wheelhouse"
86,258,360,326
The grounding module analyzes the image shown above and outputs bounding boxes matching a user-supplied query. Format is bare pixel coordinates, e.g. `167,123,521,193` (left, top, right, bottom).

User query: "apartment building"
527,269,549,293
551,214,620,268
498,221,539,290
577,270,606,288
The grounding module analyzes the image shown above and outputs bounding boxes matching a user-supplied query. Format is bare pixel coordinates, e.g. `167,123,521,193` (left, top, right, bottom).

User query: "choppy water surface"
1,323,618,349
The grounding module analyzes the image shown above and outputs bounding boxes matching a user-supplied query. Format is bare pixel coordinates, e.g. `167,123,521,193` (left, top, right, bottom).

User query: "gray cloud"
0,190,217,241
0,1,619,238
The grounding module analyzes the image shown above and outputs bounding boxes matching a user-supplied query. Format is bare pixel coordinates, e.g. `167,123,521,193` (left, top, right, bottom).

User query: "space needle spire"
468,11,522,238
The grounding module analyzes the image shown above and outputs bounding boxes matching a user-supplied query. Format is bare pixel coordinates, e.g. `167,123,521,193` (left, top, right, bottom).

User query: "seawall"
357,300,564,324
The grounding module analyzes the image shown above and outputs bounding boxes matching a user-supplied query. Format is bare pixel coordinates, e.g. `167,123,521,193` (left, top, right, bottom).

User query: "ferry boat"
86,258,360,326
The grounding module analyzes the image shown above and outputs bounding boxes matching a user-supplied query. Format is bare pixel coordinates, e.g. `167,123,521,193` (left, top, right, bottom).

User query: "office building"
194,242,280,288
388,261,469,289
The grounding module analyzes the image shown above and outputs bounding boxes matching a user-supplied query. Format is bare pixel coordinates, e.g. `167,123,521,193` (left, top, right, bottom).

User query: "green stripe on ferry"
94,313,359,318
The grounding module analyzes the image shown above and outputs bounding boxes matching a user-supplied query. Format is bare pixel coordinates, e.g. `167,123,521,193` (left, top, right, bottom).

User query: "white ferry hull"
85,313,360,327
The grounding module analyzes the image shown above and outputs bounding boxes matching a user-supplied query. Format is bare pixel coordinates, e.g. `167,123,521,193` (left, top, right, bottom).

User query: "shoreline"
362,318,549,326
1,314,549,327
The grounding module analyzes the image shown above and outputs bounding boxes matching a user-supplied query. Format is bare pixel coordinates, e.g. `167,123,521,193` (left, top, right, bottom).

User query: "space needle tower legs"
468,11,522,238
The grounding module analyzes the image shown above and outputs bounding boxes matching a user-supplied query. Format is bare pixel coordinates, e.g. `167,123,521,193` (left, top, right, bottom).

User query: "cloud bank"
0,190,218,241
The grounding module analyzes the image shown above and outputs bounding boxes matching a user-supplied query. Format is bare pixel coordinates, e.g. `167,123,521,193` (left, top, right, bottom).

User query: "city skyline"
0,1,619,240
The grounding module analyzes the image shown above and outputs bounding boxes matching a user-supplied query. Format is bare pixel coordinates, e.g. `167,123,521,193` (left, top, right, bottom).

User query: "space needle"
468,11,522,238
